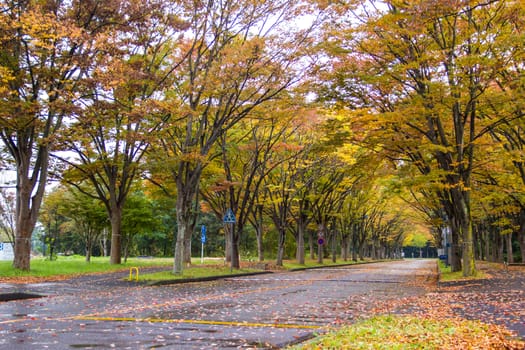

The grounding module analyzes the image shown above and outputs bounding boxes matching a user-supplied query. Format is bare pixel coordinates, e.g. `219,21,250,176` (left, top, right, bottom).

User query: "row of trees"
33,170,408,266
34,92,410,265
1,0,324,271
1,0,524,275
315,0,525,274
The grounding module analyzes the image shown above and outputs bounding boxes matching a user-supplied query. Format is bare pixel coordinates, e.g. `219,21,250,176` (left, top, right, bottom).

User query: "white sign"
0,242,14,261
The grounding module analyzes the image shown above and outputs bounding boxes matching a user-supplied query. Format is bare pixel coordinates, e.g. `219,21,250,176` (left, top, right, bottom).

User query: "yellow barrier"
129,267,139,281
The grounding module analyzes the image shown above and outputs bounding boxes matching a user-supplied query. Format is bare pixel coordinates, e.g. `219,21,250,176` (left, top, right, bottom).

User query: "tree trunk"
85,235,92,262
519,231,525,264
371,242,376,260
341,235,348,261
13,181,35,270
225,225,231,262
109,207,123,265
331,230,337,263
317,242,323,264
276,228,286,266
458,195,475,277
173,161,201,274
448,216,462,272
351,223,358,261
13,164,47,270
296,229,305,265
231,226,240,269
184,237,191,265
85,247,91,262
317,224,324,264
13,233,31,270
497,236,504,262
518,209,525,263
256,226,264,262
174,187,195,273
173,219,186,274
483,229,490,262
100,228,108,257
309,231,315,260
296,212,307,265
505,233,514,264
255,205,264,262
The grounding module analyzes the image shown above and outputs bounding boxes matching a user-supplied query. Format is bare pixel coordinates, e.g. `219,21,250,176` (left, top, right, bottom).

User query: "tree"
489,116,525,262
46,186,108,262
39,188,71,260
121,189,160,262
0,0,97,269
57,0,177,264
200,104,304,267
0,0,162,270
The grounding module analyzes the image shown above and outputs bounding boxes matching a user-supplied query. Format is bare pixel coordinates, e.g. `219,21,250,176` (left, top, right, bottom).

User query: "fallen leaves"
295,315,524,350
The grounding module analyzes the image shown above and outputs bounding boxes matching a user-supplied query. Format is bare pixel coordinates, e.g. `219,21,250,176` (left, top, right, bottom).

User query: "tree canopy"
1,0,524,272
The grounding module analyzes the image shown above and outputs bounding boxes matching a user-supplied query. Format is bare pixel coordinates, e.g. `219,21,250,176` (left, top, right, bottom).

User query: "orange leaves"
209,180,238,193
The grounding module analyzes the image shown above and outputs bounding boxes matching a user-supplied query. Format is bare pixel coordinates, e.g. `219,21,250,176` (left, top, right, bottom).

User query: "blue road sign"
201,225,207,243
223,208,236,223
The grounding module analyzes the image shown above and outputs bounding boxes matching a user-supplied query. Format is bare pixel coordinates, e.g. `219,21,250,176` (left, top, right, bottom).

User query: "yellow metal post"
129,267,139,281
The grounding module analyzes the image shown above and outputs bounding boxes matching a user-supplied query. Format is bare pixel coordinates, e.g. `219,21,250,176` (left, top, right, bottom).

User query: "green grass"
0,255,172,278
138,257,372,282
0,255,378,282
0,255,258,282
291,315,523,349
437,260,486,281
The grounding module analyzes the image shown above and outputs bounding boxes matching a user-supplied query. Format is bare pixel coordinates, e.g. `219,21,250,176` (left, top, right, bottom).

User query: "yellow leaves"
14,3,85,53
0,66,14,97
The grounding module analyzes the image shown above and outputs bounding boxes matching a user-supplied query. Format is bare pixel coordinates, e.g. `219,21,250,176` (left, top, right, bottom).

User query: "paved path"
0,260,436,349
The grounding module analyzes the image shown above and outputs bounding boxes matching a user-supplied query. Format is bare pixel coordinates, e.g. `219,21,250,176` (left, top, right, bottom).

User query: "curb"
145,260,391,286
146,270,273,286
289,260,388,272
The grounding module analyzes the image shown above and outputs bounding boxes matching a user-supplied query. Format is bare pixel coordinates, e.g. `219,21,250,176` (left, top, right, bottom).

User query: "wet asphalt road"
0,260,436,349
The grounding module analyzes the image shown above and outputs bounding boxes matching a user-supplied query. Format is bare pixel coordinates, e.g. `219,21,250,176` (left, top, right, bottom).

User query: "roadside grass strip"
74,316,322,330
290,315,524,350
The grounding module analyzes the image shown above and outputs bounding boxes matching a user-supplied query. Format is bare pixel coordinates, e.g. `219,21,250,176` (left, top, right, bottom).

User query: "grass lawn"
137,266,259,282
0,255,172,280
0,255,264,282
0,255,371,282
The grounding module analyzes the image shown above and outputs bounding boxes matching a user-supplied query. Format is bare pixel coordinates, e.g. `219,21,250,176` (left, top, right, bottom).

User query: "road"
0,259,436,349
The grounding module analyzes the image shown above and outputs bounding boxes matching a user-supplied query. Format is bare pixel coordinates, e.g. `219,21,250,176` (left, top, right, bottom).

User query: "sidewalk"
437,263,525,339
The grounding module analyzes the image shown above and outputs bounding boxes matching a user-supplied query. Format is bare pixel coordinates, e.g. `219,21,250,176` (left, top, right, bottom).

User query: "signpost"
200,225,206,264
223,209,236,272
